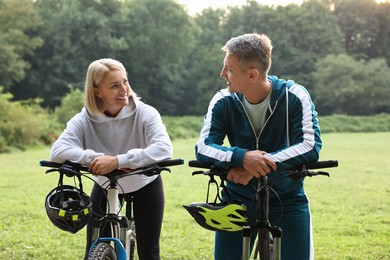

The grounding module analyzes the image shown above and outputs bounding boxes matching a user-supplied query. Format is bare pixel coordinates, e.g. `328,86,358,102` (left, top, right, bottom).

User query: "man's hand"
89,155,119,175
227,167,254,185
243,150,277,177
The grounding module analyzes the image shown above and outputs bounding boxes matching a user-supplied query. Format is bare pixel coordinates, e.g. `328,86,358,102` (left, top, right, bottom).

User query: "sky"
177,0,305,15
177,0,389,15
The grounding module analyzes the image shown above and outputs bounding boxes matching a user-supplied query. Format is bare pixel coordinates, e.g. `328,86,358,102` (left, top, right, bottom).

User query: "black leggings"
84,175,164,260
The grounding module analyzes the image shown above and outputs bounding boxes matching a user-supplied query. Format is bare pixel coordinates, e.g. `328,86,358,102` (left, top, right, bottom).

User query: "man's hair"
222,33,273,75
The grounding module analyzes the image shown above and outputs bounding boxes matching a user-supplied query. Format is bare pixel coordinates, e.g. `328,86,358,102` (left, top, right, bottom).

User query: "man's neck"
244,78,272,105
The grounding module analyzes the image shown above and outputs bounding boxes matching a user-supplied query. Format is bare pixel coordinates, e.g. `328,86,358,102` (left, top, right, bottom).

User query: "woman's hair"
84,58,136,116
222,33,273,76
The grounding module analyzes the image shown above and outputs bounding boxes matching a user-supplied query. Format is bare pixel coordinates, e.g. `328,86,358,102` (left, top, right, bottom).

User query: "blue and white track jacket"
196,75,322,198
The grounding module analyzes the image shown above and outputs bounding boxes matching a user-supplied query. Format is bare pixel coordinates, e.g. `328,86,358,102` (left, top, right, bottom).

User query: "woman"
50,58,172,259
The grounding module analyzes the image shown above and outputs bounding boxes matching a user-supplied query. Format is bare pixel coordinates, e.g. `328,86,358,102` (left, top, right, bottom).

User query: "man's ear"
248,68,259,82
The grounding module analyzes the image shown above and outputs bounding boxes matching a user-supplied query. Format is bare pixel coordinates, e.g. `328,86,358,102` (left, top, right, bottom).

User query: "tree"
182,8,227,115
122,0,196,114
371,2,390,65
11,0,128,107
311,54,390,115
0,0,43,89
219,0,344,89
334,0,379,60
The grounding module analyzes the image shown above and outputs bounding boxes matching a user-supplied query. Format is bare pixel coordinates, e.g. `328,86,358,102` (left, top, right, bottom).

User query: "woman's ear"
93,87,101,97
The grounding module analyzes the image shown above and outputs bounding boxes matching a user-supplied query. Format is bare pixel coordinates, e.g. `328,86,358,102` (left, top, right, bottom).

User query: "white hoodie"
50,96,172,193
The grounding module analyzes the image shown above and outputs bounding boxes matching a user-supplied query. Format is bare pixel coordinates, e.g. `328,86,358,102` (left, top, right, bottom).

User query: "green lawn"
0,133,389,259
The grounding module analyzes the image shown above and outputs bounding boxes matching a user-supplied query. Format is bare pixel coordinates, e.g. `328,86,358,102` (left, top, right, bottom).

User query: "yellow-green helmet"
183,201,247,232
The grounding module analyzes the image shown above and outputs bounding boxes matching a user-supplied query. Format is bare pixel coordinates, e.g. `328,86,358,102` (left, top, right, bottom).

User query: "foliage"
1,83,390,153
311,54,390,115
54,87,84,126
122,0,197,115
222,0,345,87
1,0,390,116
334,0,380,60
0,134,389,259
0,0,43,88
162,116,203,140
0,87,56,152
12,0,129,106
319,113,390,133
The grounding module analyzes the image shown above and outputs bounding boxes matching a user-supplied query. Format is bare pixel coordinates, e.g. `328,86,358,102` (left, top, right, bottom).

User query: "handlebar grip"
304,160,338,170
40,160,90,172
188,160,213,169
40,160,62,168
158,158,184,167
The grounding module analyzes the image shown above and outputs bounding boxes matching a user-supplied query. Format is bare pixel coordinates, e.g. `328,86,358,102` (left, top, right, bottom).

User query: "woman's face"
94,69,130,117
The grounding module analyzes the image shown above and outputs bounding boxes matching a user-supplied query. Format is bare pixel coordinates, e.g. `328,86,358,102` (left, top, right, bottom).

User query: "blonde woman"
50,58,172,259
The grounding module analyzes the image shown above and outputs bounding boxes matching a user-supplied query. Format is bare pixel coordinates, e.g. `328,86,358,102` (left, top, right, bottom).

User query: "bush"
0,87,58,152
54,87,84,126
1,83,389,154
319,114,390,133
162,116,203,140
162,114,390,140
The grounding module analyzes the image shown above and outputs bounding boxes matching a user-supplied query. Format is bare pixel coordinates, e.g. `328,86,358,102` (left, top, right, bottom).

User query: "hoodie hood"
232,75,295,109
83,95,139,123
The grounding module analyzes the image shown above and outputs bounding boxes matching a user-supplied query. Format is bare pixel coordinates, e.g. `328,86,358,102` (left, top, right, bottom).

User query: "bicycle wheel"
253,229,274,260
88,242,116,260
129,220,137,260
129,239,136,260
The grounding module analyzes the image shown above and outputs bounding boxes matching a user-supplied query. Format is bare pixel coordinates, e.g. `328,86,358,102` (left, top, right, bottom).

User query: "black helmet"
45,185,92,234
183,201,247,232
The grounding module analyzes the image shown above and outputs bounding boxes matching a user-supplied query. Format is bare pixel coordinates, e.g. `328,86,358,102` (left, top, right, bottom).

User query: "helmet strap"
206,175,233,204
57,172,65,203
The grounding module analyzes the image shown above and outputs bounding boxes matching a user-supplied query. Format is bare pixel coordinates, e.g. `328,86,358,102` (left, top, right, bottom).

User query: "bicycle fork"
90,187,129,260
242,224,282,260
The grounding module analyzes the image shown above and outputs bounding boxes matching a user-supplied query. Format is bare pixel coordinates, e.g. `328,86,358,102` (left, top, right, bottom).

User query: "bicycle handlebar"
188,159,338,179
40,158,184,178
188,160,338,171
290,160,338,171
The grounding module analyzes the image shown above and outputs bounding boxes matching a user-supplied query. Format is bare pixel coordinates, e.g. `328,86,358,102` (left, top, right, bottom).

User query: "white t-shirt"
243,90,271,136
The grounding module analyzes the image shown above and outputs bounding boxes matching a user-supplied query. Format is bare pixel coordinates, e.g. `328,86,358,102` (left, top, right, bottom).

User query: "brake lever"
316,171,330,177
305,171,330,177
142,166,171,176
192,170,207,176
45,168,59,174
160,167,171,173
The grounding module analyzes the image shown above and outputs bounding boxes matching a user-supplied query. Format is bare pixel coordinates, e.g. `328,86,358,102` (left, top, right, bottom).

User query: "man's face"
220,52,250,93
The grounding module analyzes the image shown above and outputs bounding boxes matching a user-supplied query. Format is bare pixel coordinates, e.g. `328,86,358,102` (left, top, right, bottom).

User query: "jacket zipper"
234,93,278,150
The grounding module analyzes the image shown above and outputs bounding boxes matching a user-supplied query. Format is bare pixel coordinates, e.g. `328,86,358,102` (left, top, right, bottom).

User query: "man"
195,33,322,259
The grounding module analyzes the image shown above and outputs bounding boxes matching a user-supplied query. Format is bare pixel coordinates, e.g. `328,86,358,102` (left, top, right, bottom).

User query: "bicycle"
185,159,338,260
40,158,184,260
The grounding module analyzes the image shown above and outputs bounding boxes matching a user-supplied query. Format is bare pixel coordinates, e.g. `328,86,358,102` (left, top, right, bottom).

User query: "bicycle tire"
129,239,136,260
129,218,137,260
88,242,117,260
253,229,274,260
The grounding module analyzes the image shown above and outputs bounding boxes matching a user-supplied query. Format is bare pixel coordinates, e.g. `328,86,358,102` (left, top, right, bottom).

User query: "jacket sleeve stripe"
269,84,319,163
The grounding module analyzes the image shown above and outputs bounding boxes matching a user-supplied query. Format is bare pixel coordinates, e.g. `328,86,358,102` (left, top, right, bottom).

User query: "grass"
0,133,389,259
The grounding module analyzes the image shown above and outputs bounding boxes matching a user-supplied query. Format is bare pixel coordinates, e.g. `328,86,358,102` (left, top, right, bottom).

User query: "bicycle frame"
89,178,130,260
242,176,282,260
